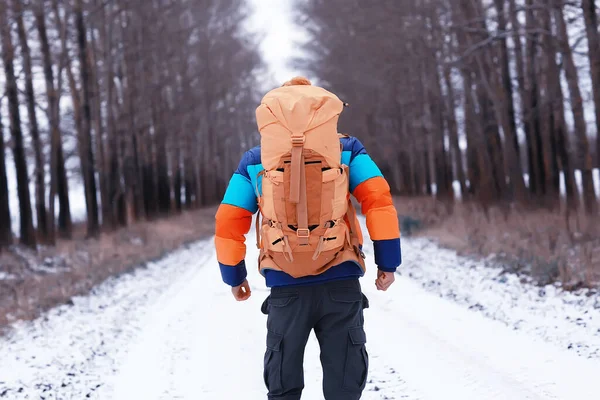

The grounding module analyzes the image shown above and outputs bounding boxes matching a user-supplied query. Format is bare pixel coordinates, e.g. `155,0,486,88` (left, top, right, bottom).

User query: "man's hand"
232,279,252,301
375,270,395,291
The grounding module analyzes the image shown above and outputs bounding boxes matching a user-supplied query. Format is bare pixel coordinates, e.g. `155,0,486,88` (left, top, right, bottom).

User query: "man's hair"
282,76,312,87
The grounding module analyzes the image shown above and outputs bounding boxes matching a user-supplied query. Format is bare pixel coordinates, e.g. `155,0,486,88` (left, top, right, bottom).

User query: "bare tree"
0,2,37,247
295,0,592,214
555,1,596,213
540,0,576,209
1,0,264,246
582,0,600,167
0,103,12,250
74,0,100,237
34,0,73,240
13,0,50,242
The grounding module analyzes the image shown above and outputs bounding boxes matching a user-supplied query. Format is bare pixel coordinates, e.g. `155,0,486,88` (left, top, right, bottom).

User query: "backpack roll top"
256,85,343,171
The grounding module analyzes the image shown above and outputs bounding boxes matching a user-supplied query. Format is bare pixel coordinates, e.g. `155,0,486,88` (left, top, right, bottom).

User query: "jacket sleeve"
347,138,402,272
215,151,259,286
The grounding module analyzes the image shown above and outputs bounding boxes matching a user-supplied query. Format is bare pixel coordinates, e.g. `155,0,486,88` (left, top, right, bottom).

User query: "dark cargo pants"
260,278,370,400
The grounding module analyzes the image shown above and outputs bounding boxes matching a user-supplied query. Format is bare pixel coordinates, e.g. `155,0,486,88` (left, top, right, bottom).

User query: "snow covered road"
1,223,600,399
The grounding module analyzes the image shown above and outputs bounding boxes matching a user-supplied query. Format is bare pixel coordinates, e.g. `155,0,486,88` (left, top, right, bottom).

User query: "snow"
401,237,600,359
1,218,600,399
0,241,214,399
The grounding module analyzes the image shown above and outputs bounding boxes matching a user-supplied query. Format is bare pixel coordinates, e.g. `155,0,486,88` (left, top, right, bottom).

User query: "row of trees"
296,0,600,214
0,0,264,249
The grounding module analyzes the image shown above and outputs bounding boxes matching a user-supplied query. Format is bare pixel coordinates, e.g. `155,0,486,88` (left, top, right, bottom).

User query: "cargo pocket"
329,287,362,304
361,293,370,310
268,293,298,308
261,296,270,315
342,326,368,392
264,293,298,317
264,330,284,393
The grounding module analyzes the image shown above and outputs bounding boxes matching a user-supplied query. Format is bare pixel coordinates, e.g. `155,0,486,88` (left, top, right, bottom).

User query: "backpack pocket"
261,170,286,223
262,224,286,253
312,223,349,261
321,166,349,221
283,160,323,227
320,223,349,252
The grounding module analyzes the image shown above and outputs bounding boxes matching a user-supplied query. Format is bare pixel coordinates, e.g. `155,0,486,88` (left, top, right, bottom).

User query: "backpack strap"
346,198,363,257
289,133,304,203
297,153,309,245
255,170,265,249
341,165,360,250
290,133,310,245
255,212,261,249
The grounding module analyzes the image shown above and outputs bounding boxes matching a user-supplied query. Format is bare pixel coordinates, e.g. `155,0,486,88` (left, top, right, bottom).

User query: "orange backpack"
254,79,365,278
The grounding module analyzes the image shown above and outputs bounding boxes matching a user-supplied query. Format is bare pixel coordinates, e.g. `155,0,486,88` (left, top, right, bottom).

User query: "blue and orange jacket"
215,135,401,288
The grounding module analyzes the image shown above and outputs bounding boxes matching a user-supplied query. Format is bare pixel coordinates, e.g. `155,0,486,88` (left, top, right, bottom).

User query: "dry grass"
0,207,217,329
394,197,600,290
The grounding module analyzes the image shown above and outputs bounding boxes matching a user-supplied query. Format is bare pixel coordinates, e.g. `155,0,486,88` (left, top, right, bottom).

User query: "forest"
2,0,600,285
296,0,600,214
292,0,600,286
0,0,264,250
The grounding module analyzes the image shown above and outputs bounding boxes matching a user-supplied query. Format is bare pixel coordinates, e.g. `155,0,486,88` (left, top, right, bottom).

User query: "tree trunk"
0,103,12,249
52,1,74,238
13,0,49,241
173,140,182,212
443,64,467,198
103,2,124,227
98,0,120,229
582,0,600,168
424,148,433,196
509,0,533,192
537,0,560,206
493,0,528,204
89,22,112,231
463,71,481,198
54,0,84,239
35,3,72,243
494,0,519,159
0,4,37,247
455,0,506,203
525,0,546,198
473,61,506,203
121,10,146,222
75,0,100,237
541,2,576,209
427,54,452,201
432,95,451,200
154,110,171,215
556,2,596,213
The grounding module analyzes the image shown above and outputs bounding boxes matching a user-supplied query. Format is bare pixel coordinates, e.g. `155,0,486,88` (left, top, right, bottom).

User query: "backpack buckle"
296,228,310,239
291,136,305,146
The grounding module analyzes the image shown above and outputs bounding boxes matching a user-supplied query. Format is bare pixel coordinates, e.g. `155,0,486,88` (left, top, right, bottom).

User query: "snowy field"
1,219,599,399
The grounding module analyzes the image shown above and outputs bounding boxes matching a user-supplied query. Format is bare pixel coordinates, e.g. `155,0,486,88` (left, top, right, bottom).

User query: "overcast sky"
248,0,306,85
